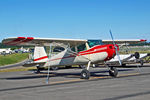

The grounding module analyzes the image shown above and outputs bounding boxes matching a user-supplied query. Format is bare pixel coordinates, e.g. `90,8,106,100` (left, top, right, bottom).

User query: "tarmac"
0,64,150,100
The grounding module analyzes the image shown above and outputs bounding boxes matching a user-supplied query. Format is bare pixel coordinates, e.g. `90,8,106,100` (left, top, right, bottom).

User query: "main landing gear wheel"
80,69,90,79
65,66,72,69
109,67,118,77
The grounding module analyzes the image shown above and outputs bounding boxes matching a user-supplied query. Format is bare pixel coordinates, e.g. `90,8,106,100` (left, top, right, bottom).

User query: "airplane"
2,36,147,83
19,47,30,53
101,39,148,66
2,36,120,81
0,48,12,55
102,39,147,46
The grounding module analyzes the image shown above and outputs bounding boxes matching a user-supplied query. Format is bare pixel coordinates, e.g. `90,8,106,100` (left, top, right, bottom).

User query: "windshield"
88,40,103,48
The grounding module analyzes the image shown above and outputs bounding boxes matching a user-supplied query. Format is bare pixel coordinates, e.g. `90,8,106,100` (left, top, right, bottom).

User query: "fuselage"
44,44,118,67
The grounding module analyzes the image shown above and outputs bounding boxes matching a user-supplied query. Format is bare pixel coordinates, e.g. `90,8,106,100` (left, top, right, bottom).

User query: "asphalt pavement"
0,64,150,100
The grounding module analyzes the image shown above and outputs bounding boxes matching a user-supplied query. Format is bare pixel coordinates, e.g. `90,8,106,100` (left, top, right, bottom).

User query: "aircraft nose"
115,44,119,51
112,44,119,54
105,44,116,61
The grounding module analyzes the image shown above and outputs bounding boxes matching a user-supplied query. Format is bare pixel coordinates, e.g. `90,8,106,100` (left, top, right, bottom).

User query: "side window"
71,47,76,52
88,40,103,48
77,44,86,52
53,47,65,52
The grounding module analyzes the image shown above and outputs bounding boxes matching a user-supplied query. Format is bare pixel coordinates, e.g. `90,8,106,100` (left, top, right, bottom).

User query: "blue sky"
0,0,150,42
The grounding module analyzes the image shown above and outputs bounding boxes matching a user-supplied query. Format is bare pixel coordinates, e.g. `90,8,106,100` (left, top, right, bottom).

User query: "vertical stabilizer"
34,46,48,63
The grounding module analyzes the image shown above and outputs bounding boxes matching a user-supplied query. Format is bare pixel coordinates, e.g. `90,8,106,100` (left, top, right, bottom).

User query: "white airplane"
19,47,30,53
2,36,120,80
102,39,148,66
102,39,147,45
0,48,12,55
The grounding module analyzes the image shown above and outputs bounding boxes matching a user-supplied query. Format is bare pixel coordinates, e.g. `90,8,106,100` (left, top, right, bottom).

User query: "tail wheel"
109,67,118,77
35,67,41,74
80,69,90,79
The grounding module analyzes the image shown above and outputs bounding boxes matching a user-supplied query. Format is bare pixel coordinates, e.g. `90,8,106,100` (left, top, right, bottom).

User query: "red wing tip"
140,39,147,42
17,37,34,39
27,37,34,39
17,37,26,39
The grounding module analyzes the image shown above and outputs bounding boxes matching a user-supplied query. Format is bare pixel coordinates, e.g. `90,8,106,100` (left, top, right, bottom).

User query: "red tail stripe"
34,56,48,61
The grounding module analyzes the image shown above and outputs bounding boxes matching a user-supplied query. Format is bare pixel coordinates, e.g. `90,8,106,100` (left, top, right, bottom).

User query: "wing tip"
140,39,147,42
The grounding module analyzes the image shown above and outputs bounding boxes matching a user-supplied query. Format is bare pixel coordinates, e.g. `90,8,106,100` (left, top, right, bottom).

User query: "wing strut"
46,66,50,84
46,44,52,84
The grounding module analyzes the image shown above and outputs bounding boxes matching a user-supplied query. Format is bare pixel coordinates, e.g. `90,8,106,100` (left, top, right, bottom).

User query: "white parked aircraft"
20,47,30,53
102,39,146,45
102,39,148,66
0,48,12,54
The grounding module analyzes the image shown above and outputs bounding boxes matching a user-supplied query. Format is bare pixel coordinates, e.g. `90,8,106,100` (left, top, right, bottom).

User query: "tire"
109,67,118,77
80,69,90,79
51,66,58,70
65,66,72,69
122,64,126,66
35,67,41,74
134,52,140,59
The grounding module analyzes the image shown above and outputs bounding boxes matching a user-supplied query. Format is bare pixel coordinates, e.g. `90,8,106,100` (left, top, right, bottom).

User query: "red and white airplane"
2,36,146,83
2,37,119,79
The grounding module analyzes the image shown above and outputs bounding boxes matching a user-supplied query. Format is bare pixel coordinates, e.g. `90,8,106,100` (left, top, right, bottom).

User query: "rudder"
33,46,48,63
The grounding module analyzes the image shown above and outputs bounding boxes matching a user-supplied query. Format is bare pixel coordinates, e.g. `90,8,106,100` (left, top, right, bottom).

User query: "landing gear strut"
109,67,118,77
80,61,91,79
36,67,41,73
35,65,41,74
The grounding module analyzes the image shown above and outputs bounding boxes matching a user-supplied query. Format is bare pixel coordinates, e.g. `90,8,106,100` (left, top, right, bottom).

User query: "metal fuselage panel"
46,52,108,67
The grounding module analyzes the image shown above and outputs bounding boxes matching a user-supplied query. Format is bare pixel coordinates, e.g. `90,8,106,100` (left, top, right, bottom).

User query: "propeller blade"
109,30,122,65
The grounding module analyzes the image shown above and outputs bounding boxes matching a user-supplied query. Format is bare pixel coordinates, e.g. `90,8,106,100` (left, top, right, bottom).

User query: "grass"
0,53,29,66
0,67,36,73
119,51,150,54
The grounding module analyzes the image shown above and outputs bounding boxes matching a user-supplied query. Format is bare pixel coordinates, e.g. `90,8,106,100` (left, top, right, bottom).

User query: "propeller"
109,30,122,65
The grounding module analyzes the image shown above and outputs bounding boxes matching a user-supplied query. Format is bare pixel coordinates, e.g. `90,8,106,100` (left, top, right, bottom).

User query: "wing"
2,37,87,47
102,39,147,45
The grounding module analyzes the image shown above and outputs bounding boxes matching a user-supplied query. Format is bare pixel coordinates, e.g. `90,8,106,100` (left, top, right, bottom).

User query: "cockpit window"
88,40,103,48
71,43,86,53
77,44,86,52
